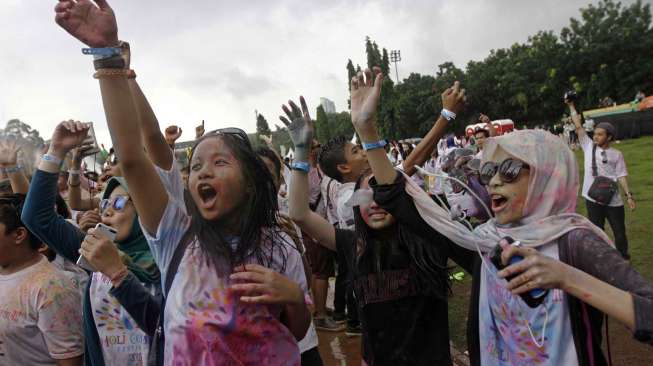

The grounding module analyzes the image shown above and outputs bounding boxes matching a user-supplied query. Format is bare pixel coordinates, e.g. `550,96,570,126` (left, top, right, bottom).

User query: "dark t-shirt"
334,229,456,365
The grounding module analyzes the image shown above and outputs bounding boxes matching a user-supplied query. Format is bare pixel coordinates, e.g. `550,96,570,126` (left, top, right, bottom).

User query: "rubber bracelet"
291,161,310,173
4,165,23,174
441,108,457,121
362,140,388,151
42,154,63,166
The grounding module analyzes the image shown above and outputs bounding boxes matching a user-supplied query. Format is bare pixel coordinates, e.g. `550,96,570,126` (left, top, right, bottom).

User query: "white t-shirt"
579,134,627,207
51,255,88,299
142,196,308,365
90,272,154,364
0,256,84,365
336,182,356,230
321,176,341,226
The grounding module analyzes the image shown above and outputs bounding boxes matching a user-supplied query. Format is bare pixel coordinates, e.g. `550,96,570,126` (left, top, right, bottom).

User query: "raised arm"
129,79,175,170
401,82,467,176
0,140,30,194
349,67,396,185
479,113,497,137
566,100,586,140
67,146,100,211
55,0,169,234
22,121,88,262
282,97,336,251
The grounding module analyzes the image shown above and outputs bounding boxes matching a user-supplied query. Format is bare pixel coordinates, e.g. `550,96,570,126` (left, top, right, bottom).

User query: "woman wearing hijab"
23,121,161,366
348,68,653,365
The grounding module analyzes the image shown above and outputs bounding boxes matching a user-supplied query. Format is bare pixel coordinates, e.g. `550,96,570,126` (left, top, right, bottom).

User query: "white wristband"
42,154,63,166
441,108,457,121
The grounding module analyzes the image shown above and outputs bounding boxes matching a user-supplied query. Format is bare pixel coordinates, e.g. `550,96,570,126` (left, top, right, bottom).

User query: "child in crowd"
53,3,312,365
286,95,471,365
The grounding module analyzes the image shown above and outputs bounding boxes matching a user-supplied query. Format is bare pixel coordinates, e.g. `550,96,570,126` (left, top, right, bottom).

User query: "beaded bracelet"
93,68,137,79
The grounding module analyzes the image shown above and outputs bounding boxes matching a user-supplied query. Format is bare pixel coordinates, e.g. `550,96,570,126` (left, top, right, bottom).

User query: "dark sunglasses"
100,195,131,214
204,128,252,151
480,158,530,185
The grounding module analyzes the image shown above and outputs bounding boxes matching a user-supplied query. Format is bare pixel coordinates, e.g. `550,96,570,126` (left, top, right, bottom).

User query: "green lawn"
448,135,653,347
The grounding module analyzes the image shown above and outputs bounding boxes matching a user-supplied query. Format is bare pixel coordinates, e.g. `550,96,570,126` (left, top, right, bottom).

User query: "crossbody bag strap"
591,144,598,178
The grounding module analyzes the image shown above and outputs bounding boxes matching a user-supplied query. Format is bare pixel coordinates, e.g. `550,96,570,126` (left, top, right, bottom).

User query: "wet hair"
186,134,290,273
352,173,449,299
0,194,41,250
318,135,348,183
256,146,282,183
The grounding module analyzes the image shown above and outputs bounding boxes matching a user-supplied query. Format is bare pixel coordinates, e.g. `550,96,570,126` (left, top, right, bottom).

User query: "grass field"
447,134,653,347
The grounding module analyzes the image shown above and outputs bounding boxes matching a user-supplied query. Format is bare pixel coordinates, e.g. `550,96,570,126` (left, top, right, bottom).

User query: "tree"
1,119,46,173
315,105,331,142
256,113,271,136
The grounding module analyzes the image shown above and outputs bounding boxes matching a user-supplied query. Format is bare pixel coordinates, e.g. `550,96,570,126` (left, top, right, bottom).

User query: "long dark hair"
186,134,289,273
352,173,450,299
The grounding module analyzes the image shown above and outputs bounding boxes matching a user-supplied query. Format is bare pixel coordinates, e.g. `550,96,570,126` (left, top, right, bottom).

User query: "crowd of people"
1,1,652,365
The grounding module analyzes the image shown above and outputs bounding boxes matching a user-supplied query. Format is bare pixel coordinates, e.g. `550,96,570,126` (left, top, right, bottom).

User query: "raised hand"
479,113,491,125
350,67,383,139
49,120,91,158
279,96,313,161
230,264,304,306
54,0,118,47
195,120,205,139
441,81,466,115
0,140,21,167
164,125,183,145
259,134,273,147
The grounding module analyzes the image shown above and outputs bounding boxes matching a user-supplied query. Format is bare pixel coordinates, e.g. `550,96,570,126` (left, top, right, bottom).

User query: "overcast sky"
1,0,644,146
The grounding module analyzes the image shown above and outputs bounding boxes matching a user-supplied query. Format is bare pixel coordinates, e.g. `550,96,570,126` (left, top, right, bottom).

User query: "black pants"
301,347,324,366
586,199,629,258
334,246,359,326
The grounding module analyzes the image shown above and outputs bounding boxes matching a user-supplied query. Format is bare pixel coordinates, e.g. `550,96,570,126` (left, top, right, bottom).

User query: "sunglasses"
204,128,252,151
100,195,131,214
480,158,530,185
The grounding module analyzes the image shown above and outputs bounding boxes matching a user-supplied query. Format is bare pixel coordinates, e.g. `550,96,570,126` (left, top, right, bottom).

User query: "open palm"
0,141,20,167
55,0,118,47
350,67,383,135
279,96,314,151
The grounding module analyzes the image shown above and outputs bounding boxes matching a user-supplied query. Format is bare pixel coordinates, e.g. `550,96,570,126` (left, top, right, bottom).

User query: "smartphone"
76,223,118,272
80,122,101,157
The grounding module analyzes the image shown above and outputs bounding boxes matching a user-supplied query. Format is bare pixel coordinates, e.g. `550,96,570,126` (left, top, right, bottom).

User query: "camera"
563,90,578,103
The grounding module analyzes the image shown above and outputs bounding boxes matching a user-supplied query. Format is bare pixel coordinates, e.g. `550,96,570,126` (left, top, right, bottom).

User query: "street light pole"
390,50,401,83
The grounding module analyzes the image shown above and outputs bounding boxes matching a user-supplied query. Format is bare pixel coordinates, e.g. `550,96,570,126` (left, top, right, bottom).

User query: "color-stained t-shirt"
0,256,84,365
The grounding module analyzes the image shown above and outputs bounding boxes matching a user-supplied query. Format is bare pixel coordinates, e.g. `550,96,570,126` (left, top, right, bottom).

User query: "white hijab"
405,129,612,252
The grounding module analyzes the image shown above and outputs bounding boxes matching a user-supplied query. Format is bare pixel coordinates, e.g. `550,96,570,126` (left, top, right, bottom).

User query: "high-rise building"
320,97,336,114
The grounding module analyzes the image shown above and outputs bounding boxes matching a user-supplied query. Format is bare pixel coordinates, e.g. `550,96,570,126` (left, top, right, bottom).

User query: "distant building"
320,98,336,114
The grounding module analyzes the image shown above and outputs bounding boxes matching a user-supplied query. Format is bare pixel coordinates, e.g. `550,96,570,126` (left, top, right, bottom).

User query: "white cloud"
0,0,642,146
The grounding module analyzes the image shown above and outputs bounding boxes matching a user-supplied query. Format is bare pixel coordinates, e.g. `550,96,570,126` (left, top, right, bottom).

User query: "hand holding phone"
77,223,118,272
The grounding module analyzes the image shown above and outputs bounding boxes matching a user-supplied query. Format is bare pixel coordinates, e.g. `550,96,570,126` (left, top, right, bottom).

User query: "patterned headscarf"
405,129,612,252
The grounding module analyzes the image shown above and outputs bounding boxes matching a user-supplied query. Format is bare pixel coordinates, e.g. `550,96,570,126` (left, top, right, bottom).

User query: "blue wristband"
4,165,23,174
42,154,63,166
291,161,310,173
82,47,121,60
362,140,387,151
441,108,457,121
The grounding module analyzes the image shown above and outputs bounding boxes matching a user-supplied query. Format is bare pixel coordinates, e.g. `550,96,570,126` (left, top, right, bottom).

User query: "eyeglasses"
480,158,530,185
204,128,252,151
100,195,131,214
